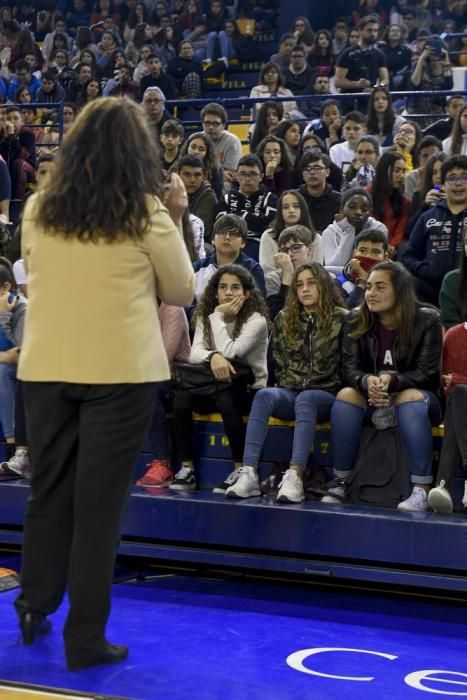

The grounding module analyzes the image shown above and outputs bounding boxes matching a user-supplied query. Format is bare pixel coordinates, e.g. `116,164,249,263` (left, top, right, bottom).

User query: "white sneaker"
398,486,429,512
428,480,453,513
276,469,305,503
321,481,347,504
225,466,260,499
462,480,467,509
0,449,30,477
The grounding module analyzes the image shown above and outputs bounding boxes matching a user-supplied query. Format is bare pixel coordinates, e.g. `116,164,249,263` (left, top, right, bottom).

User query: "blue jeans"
243,387,335,470
0,362,17,439
206,31,235,60
331,391,442,484
147,381,172,460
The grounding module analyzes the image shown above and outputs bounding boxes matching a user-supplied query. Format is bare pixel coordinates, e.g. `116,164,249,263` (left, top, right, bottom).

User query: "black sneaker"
213,469,240,494
169,467,197,491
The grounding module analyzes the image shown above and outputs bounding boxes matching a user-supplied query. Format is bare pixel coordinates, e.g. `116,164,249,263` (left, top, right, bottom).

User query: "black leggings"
172,386,253,463
436,385,467,486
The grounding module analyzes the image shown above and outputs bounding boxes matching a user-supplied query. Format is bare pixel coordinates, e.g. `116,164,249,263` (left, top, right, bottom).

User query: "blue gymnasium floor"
1,572,467,699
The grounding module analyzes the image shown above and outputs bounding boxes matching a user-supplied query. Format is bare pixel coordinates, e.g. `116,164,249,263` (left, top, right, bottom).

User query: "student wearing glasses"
192,214,266,303
297,151,342,233
402,155,467,305
217,154,277,260
201,103,242,183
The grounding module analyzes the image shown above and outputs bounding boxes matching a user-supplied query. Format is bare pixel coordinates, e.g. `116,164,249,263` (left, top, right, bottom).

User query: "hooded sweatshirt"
322,216,388,273
401,199,467,289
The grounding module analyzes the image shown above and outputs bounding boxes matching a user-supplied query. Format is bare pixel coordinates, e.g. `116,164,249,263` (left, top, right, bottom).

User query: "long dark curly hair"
283,263,345,337
35,97,164,242
193,264,269,346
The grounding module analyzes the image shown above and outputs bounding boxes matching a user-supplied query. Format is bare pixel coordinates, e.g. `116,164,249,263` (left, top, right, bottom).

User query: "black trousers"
15,381,155,660
436,385,467,486
172,386,252,463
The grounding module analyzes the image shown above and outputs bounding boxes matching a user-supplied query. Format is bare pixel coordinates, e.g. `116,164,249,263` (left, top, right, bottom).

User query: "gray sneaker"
0,449,30,478
428,480,453,514
276,469,305,503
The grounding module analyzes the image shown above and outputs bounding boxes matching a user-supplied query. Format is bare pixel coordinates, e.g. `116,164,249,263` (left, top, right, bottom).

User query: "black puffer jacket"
342,306,442,394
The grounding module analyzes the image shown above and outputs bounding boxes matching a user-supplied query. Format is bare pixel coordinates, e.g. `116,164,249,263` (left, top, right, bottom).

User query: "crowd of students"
0,1,466,515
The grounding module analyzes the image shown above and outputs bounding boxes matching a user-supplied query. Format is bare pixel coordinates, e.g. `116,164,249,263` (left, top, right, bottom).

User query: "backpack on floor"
347,426,412,507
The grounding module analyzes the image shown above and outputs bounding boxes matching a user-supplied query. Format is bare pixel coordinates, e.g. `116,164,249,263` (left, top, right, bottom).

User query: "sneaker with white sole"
213,469,240,494
462,480,467,509
276,469,305,503
321,481,347,504
397,486,429,512
428,480,453,514
136,460,173,488
0,449,30,478
225,466,260,499
169,467,197,491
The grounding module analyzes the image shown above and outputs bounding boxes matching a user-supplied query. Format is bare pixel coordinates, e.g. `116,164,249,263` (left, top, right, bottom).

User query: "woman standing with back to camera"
14,97,195,670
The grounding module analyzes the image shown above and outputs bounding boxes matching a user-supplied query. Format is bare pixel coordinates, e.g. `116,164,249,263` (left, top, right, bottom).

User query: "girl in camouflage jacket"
225,262,348,503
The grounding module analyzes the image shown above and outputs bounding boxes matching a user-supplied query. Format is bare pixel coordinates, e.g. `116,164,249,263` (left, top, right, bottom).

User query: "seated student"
139,54,177,100
217,154,278,260
0,258,28,477
322,188,388,274
325,262,442,512
439,226,467,330
343,135,380,190
401,155,467,305
255,135,293,196
329,111,367,175
193,214,266,302
177,154,217,241
34,69,67,105
136,301,191,487
408,151,447,228
404,135,442,201
180,131,224,202
7,59,41,101
423,94,466,141
335,229,389,308
266,225,323,320
297,151,342,234
304,98,343,150
169,265,269,491
0,106,36,201
428,321,467,513
225,263,347,502
201,103,242,184
166,40,203,99
107,64,140,100
260,190,322,298
160,118,184,172
249,101,284,156
369,152,410,256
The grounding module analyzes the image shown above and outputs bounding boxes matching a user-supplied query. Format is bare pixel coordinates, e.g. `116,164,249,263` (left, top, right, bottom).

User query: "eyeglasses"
357,149,376,155
279,243,306,254
237,171,261,179
203,120,223,128
215,230,242,239
303,165,326,173
398,128,415,136
445,174,467,184
144,98,162,104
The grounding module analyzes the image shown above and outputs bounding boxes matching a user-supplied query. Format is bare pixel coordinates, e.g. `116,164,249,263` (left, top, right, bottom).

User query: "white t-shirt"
329,141,355,174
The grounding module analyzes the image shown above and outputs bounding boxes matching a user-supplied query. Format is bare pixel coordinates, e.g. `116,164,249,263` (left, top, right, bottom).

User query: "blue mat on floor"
0,576,466,699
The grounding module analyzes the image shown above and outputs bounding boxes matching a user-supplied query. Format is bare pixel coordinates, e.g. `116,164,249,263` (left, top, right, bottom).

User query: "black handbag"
173,360,255,397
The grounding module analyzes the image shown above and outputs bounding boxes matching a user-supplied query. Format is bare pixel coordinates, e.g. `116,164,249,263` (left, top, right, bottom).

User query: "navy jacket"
401,199,467,288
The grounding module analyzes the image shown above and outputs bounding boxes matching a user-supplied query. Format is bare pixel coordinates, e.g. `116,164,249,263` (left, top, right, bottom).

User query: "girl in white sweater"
170,264,269,492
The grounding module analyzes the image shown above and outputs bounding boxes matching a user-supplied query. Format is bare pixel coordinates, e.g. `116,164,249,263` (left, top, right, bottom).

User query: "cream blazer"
18,194,195,384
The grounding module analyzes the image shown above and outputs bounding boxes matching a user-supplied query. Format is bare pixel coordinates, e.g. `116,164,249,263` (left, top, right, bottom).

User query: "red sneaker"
136,460,173,488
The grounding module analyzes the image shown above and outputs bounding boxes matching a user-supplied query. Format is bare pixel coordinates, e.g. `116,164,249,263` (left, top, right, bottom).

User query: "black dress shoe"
19,612,52,646
67,643,129,671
